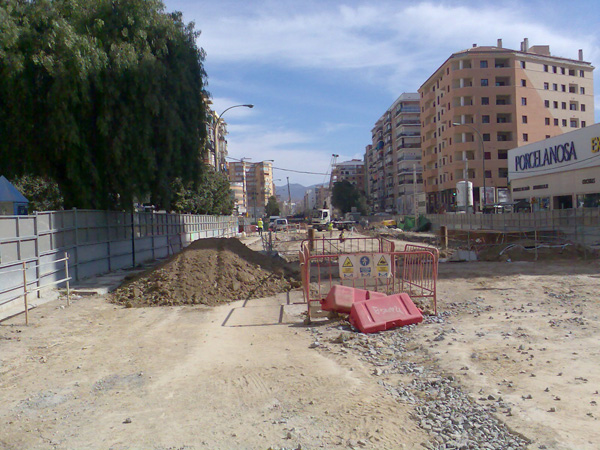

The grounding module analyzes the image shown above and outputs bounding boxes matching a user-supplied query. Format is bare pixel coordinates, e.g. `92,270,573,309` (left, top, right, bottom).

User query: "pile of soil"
111,238,301,307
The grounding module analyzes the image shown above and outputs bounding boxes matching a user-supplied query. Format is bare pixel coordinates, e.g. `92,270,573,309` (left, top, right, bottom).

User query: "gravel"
307,312,530,450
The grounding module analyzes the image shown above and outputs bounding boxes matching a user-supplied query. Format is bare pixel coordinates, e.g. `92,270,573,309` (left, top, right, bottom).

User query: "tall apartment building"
330,159,366,190
366,93,423,213
227,161,275,218
419,39,594,213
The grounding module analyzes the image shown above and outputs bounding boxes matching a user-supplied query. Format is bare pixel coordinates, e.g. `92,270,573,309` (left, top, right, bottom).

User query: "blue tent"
0,176,29,215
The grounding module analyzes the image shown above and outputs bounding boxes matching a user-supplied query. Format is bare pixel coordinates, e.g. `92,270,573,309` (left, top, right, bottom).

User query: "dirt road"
1,232,599,449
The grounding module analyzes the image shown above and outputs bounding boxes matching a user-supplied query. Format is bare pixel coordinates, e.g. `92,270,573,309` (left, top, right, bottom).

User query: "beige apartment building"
227,161,275,218
419,39,595,213
367,93,423,213
331,159,366,191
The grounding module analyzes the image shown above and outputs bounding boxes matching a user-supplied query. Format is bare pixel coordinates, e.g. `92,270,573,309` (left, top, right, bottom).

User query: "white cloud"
197,1,599,93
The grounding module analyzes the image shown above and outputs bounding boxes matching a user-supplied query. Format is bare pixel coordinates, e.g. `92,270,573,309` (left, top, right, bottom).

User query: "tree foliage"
331,180,367,215
11,174,64,212
265,195,280,217
171,169,233,215
0,0,208,210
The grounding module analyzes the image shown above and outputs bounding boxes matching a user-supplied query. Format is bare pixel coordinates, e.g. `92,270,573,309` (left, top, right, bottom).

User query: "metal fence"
0,209,238,317
423,208,600,247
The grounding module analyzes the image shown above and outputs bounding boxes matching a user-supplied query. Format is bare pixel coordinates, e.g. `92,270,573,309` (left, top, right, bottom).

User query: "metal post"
65,252,70,306
131,210,136,267
22,261,28,325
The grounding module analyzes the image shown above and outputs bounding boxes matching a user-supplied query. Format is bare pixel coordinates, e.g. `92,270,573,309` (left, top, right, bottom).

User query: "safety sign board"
375,254,392,278
339,253,388,279
340,256,355,279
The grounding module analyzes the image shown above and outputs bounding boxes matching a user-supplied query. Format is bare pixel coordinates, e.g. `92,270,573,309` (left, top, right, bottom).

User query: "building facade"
367,93,423,213
419,39,594,213
330,159,366,190
227,161,275,218
509,123,600,210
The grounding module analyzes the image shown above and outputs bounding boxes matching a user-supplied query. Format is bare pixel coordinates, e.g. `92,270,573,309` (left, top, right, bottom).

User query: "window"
485,170,492,179
498,168,508,178
561,102,566,110
552,66,557,73
561,67,566,75
521,97,527,106
543,64,549,72
522,115,528,124
569,69,575,76
581,104,586,112
545,117,550,125
570,102,578,111
481,97,489,105
580,87,585,95
561,84,566,92
523,133,529,142
554,118,559,126
544,82,549,90
562,119,567,126
553,83,558,90
480,60,488,68
580,70,584,77
546,135,551,139
483,133,491,141
520,61,526,69
498,149,508,160
521,79,527,87
553,101,558,108
481,79,489,86
582,121,586,127
570,119,578,128
482,115,490,123
544,100,550,108
484,152,491,160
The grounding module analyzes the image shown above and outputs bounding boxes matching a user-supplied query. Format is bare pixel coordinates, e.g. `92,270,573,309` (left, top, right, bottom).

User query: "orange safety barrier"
299,237,438,322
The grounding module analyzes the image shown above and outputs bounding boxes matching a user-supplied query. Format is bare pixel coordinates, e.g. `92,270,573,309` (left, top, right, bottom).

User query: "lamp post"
214,104,254,171
453,122,485,212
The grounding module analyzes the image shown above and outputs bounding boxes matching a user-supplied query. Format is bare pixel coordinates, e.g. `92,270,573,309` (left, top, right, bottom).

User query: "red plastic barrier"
349,293,423,333
320,285,386,314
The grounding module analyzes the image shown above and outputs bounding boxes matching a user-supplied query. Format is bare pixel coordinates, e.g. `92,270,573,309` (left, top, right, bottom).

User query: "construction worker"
257,217,263,236
327,221,333,238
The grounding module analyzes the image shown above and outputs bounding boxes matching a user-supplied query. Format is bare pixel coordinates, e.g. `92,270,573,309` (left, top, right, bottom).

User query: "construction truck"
310,209,356,231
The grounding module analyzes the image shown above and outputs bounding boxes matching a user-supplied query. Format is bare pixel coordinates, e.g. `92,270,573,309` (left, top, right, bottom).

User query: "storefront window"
576,193,600,208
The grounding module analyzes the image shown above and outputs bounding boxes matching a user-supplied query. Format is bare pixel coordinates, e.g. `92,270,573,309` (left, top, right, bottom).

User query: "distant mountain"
275,183,319,202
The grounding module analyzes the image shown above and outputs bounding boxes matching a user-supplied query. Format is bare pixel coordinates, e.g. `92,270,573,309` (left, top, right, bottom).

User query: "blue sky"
164,0,600,187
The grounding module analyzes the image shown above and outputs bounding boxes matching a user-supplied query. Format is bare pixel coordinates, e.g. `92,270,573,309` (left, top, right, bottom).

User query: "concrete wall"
0,209,238,315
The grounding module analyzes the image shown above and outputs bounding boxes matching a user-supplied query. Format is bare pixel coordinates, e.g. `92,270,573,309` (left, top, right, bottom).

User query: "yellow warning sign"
342,257,354,268
375,254,391,278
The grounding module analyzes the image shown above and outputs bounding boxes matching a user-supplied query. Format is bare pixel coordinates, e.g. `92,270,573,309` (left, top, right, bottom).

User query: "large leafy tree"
331,180,367,215
0,0,208,210
171,169,233,215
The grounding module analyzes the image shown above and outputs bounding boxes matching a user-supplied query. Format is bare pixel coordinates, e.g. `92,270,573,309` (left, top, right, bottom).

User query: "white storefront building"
508,123,600,210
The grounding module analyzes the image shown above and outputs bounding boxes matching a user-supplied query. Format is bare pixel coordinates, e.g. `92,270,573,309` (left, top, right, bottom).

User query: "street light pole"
214,104,254,171
453,122,485,212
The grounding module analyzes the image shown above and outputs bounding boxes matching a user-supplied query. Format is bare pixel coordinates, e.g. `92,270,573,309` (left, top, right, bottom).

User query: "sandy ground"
1,230,599,450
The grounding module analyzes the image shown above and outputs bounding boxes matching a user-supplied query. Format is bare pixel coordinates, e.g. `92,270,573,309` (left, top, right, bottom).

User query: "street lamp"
453,122,486,212
214,104,254,171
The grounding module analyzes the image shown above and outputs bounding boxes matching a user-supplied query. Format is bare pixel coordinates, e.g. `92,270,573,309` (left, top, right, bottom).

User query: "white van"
273,218,288,231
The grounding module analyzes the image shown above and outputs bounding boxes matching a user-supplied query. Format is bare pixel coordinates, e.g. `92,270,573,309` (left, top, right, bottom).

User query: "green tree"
0,0,208,210
11,175,64,212
171,168,233,215
265,195,280,217
331,180,367,215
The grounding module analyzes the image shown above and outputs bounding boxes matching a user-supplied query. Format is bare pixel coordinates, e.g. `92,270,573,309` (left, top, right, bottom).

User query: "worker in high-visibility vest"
257,218,263,236
327,221,333,238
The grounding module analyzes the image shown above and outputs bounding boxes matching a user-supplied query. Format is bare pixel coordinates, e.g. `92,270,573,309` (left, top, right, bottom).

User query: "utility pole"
286,177,292,216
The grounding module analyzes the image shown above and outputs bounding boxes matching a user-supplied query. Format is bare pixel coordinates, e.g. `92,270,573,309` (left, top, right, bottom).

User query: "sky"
164,0,600,187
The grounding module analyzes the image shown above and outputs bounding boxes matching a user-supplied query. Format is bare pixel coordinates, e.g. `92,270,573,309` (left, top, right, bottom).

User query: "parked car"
273,218,288,231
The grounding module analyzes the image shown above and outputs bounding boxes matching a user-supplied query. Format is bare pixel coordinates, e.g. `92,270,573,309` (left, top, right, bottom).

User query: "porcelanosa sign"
514,141,577,172
509,124,600,181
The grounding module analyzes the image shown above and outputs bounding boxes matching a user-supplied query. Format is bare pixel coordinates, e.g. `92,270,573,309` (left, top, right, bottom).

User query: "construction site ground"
0,229,599,450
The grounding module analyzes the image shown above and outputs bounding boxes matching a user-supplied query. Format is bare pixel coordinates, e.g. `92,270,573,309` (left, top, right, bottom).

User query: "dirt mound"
477,240,597,262
111,238,301,307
